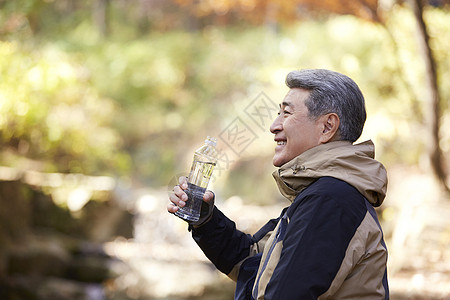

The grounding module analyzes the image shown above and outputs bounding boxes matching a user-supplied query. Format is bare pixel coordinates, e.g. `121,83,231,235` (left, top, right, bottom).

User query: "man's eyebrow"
280,101,294,108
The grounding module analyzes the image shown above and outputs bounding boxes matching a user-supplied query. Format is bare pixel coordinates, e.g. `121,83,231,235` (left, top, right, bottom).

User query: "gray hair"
286,69,366,143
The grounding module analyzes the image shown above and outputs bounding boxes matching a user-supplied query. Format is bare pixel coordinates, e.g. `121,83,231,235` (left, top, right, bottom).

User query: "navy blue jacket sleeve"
191,206,255,274
264,177,367,299
192,206,284,276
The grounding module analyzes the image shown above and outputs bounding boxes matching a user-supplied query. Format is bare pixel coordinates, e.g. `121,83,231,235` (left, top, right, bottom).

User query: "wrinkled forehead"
280,88,311,110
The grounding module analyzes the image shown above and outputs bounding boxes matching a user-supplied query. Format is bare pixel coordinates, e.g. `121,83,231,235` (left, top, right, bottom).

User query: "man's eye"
278,110,292,116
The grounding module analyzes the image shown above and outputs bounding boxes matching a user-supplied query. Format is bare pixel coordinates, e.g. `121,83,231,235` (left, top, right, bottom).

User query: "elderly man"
168,69,389,299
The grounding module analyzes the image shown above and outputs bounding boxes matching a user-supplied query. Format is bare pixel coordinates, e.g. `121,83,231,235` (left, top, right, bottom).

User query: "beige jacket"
251,140,389,299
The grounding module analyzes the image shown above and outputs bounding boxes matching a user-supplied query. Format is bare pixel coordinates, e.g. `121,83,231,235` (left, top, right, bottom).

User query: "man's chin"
272,157,283,168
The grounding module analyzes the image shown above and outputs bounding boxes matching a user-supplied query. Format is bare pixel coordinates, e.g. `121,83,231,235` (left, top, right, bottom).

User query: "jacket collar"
272,140,387,206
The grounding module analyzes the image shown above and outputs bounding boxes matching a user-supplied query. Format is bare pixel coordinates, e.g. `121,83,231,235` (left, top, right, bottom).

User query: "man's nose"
270,115,282,134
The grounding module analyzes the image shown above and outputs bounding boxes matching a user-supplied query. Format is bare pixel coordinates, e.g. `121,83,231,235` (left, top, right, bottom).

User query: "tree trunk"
409,0,448,193
93,0,110,37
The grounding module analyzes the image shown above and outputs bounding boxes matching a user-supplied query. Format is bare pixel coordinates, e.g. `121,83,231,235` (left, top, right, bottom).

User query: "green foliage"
0,41,130,175
0,3,449,201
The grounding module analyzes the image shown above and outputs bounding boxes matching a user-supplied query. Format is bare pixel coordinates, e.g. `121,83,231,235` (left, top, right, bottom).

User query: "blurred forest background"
0,0,449,299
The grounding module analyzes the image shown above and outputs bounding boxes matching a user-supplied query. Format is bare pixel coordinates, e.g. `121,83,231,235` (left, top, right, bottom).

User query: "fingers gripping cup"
175,137,218,222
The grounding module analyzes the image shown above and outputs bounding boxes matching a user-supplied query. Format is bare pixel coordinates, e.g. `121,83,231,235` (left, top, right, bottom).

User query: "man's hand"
167,177,215,226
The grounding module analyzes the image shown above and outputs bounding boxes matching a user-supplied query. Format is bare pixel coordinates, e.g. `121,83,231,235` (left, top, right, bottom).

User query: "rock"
0,179,33,279
1,275,106,300
79,198,133,243
66,255,116,283
0,175,130,299
7,235,70,278
31,188,80,236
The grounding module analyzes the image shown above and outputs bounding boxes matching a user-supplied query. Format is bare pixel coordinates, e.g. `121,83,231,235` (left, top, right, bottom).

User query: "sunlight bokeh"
0,1,449,299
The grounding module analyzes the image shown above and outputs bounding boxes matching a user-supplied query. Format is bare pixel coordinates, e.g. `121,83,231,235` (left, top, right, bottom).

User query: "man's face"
270,88,324,167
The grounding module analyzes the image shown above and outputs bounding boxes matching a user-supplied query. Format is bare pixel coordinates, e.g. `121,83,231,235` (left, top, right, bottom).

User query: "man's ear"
318,113,340,144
